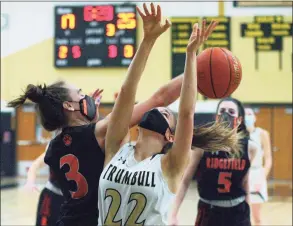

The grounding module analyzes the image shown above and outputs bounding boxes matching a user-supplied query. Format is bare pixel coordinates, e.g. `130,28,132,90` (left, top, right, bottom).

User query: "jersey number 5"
217,172,232,193
60,154,89,199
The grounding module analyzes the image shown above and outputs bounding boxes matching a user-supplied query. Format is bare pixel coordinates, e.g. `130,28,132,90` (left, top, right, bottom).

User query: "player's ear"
63,101,75,111
237,116,243,126
165,129,174,143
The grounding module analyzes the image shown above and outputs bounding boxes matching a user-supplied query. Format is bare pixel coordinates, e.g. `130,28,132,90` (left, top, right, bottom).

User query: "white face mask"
245,115,255,127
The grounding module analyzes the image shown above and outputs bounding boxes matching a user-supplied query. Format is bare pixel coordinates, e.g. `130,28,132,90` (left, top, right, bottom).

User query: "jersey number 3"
60,154,89,199
217,172,232,193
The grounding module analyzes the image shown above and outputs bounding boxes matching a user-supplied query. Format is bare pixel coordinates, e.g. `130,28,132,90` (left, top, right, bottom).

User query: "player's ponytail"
159,109,242,156
8,80,70,131
192,122,244,156
7,84,44,108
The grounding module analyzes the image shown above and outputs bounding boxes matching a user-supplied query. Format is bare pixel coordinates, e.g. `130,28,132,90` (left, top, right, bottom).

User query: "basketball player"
24,91,102,226
98,16,221,224
170,97,258,226
25,143,64,226
7,3,179,226
245,108,272,226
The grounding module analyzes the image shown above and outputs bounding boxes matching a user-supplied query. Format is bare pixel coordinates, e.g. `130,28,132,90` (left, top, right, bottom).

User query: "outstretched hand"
137,3,171,40
91,89,103,107
186,20,218,54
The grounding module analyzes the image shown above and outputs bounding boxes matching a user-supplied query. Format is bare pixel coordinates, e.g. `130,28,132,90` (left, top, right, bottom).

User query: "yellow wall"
1,18,171,103
1,17,292,103
231,16,292,103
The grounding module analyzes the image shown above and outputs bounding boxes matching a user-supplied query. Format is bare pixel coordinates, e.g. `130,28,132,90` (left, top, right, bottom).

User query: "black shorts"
36,187,64,226
195,200,251,226
56,215,97,226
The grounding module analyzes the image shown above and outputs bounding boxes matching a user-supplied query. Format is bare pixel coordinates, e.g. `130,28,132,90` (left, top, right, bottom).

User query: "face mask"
216,112,238,129
138,109,170,136
245,115,255,127
70,95,97,121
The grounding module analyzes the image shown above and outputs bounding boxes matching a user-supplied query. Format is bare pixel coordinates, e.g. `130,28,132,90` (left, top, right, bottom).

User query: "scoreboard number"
54,4,137,68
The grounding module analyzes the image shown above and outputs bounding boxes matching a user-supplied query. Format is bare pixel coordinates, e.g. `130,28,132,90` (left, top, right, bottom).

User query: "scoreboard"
54,4,137,68
171,17,231,78
241,16,293,69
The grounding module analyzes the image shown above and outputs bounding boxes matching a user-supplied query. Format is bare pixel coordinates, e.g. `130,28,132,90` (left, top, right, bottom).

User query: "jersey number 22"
104,189,147,226
60,154,89,199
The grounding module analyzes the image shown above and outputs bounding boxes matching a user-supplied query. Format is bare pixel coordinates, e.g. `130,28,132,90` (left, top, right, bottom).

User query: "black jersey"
197,138,250,200
49,168,61,189
44,123,104,225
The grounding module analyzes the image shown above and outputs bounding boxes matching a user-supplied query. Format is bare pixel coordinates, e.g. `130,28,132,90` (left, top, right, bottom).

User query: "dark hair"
216,97,250,138
8,81,70,131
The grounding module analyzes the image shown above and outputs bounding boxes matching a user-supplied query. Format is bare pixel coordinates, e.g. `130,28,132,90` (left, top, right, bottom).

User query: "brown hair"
192,122,244,157
7,81,70,131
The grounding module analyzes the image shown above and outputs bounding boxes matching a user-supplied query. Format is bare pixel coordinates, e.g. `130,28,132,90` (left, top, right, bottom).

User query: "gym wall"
1,2,292,180
1,2,292,103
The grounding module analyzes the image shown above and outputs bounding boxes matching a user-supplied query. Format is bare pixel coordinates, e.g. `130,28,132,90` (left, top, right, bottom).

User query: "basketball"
197,47,242,99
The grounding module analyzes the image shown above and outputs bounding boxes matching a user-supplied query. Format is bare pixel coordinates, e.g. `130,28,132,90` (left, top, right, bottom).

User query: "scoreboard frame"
171,17,231,79
240,15,293,70
54,4,137,68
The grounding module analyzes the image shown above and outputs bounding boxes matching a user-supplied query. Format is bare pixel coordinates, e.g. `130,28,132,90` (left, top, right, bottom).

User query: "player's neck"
135,133,164,161
247,126,256,133
66,118,89,127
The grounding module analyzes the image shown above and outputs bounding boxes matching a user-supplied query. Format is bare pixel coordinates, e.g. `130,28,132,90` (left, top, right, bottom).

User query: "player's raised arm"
163,20,217,179
95,73,184,150
103,3,171,162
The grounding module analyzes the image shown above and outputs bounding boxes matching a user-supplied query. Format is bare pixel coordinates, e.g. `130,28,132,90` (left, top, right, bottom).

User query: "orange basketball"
197,47,242,99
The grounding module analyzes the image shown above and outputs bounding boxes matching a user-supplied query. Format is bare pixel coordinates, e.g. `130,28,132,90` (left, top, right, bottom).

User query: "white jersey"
249,128,268,203
98,143,175,226
249,128,263,168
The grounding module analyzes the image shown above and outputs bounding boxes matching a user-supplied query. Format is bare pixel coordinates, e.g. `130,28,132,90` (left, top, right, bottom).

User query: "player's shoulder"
44,137,60,166
115,142,135,158
121,142,136,153
258,127,269,137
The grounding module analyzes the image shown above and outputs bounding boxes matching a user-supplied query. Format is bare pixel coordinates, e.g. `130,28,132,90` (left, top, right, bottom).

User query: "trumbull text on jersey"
103,164,156,187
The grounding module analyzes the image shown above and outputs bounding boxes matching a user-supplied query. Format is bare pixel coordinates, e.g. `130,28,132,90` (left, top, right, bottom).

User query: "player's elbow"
265,157,272,168
152,87,167,107
182,174,193,187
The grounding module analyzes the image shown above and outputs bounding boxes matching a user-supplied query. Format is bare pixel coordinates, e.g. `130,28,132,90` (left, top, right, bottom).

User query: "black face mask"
138,109,170,136
216,112,238,129
71,95,97,121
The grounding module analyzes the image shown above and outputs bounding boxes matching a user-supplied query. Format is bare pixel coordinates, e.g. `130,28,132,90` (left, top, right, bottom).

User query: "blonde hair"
192,122,244,157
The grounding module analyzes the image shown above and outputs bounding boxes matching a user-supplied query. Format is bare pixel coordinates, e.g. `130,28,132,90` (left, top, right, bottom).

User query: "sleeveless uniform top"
44,140,62,195
249,128,263,168
98,143,175,226
197,138,250,201
44,123,104,222
49,168,61,189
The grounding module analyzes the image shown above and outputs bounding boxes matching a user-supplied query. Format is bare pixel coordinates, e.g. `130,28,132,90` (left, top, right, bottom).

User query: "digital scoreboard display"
54,4,137,68
241,16,293,69
171,17,231,78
